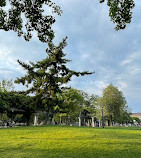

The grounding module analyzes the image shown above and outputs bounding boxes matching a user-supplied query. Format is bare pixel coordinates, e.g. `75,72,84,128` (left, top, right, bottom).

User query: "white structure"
78,117,81,127
34,113,39,126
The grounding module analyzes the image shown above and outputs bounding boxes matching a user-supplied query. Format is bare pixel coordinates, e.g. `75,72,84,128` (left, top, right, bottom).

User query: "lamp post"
102,106,104,128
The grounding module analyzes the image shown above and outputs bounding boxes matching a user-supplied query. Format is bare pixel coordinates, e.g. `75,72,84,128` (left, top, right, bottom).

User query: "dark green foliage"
132,117,141,124
57,88,85,123
14,114,23,123
0,90,34,124
100,0,135,30
0,91,9,113
79,94,98,124
0,0,62,42
99,84,127,122
15,38,94,120
118,109,132,124
84,94,99,114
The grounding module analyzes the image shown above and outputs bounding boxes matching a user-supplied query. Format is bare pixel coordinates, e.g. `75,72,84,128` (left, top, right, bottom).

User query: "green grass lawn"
0,126,141,158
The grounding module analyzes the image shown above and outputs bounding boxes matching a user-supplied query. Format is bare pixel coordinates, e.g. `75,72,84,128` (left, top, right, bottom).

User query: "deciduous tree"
0,0,62,42
99,0,135,30
57,88,85,125
100,84,126,124
0,79,14,92
0,90,34,125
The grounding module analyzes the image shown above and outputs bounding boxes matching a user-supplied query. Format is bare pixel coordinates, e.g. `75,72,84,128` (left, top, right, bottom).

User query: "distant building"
130,113,141,120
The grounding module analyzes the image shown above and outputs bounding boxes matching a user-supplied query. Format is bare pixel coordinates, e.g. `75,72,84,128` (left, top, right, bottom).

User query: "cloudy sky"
0,0,141,112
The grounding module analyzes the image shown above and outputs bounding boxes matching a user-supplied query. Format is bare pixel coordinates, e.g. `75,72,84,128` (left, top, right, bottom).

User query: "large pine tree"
15,38,94,124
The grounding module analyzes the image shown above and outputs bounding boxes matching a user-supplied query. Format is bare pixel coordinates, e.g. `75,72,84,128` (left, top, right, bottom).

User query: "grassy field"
0,126,141,158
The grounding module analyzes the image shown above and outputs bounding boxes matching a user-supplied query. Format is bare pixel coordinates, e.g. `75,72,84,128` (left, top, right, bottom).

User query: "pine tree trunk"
26,120,30,126
43,108,51,125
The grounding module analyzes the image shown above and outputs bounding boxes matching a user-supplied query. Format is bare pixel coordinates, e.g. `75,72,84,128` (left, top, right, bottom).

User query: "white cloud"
0,47,26,76
121,51,141,66
116,77,128,92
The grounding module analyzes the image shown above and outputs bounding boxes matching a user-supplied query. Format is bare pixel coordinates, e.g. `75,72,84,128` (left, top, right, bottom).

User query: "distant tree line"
0,79,35,125
0,79,139,127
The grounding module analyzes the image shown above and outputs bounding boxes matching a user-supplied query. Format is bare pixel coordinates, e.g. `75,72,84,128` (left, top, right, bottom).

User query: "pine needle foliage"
15,38,94,121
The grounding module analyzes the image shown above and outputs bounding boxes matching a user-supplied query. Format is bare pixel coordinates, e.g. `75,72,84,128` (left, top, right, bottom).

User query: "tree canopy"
0,0,62,42
55,88,85,124
99,84,127,122
15,38,93,124
58,88,84,115
0,0,136,41
0,79,14,92
0,90,35,124
99,0,135,30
